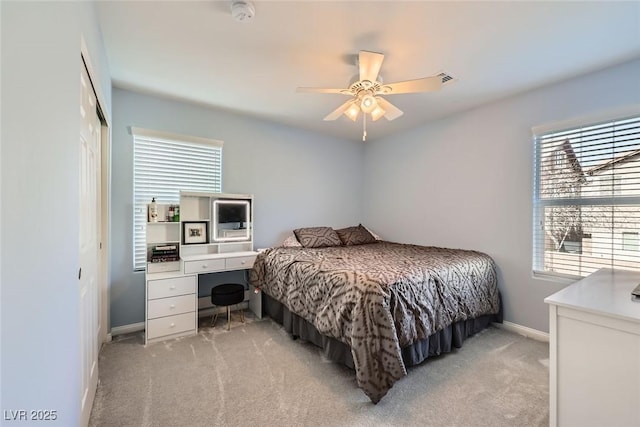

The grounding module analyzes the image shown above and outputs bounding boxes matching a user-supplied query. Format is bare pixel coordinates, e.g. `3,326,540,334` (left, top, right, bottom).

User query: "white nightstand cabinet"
545,268,640,427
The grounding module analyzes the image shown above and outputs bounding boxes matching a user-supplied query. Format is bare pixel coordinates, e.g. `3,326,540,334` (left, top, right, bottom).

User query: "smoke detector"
231,1,255,23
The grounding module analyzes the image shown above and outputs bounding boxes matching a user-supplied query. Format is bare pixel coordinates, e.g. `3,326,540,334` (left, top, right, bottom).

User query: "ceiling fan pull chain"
363,113,367,142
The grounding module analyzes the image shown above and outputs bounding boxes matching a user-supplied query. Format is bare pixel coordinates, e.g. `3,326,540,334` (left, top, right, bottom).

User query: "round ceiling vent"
231,1,255,23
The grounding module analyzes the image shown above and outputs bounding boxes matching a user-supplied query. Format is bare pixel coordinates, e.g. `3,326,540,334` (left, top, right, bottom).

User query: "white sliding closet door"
79,58,101,426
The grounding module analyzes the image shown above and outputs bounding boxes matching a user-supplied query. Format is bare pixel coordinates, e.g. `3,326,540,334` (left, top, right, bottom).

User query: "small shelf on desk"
147,239,179,245
146,260,180,274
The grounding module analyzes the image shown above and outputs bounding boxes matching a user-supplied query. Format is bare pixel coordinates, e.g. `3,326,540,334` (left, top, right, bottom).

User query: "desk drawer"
184,258,226,274
147,276,196,300
146,312,195,340
147,294,195,320
226,255,257,270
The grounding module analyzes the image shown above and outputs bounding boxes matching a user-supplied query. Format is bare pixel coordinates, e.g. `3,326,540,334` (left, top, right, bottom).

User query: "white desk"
144,251,261,345
545,268,640,427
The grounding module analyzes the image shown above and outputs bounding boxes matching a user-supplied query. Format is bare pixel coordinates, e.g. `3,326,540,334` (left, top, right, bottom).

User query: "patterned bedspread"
249,241,500,403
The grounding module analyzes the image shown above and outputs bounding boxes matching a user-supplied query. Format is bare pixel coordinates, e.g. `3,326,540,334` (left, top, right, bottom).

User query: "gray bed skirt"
263,292,503,369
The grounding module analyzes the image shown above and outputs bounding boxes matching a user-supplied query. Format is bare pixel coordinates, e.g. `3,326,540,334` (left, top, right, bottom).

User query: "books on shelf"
149,244,179,263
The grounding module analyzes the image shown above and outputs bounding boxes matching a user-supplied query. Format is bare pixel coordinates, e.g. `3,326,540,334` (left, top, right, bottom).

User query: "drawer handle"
201,264,208,269
170,304,176,309
169,285,176,290
170,323,175,328
241,260,246,264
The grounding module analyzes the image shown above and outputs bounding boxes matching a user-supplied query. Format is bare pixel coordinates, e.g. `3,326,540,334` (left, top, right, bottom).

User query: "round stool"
210,284,245,330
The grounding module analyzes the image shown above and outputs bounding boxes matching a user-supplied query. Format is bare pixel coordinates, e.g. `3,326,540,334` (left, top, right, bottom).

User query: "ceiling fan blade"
323,99,356,121
296,87,349,94
359,50,384,82
379,76,442,95
375,97,404,121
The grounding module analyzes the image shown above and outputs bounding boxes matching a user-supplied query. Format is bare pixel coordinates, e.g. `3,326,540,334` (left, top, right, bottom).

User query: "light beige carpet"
89,316,549,427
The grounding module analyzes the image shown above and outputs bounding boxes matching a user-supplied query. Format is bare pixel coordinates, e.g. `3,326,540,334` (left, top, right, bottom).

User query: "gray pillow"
293,226,342,248
335,224,377,246
281,234,302,247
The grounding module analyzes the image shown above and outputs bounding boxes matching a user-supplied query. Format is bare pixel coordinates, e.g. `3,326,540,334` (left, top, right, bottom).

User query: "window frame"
532,107,640,280
132,127,223,271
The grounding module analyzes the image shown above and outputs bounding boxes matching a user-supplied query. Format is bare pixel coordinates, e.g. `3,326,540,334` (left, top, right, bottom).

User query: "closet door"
79,58,101,426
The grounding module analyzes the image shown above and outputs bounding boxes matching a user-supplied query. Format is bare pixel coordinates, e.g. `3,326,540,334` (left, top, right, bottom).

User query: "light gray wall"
363,58,640,333
1,1,111,424
110,88,364,328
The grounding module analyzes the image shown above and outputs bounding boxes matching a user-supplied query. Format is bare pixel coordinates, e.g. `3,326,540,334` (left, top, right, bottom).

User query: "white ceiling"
96,1,640,142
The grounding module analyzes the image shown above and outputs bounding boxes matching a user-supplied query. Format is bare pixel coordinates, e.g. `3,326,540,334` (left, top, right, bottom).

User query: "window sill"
532,270,582,285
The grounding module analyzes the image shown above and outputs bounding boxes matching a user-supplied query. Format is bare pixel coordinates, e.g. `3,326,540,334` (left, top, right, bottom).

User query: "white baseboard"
493,320,549,342
110,322,145,337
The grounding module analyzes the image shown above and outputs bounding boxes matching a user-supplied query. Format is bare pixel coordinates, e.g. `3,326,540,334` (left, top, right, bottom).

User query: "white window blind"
132,128,222,271
533,114,640,279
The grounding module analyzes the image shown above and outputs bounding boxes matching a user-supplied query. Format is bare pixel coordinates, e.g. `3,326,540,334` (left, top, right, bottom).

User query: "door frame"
81,36,111,346
80,37,111,427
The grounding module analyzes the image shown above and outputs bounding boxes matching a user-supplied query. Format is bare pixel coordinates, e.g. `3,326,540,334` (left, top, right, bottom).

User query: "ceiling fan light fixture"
344,103,360,121
370,104,386,121
360,93,377,113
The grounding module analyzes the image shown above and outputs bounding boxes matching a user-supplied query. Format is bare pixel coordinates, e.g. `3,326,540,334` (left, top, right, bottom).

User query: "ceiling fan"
297,50,443,141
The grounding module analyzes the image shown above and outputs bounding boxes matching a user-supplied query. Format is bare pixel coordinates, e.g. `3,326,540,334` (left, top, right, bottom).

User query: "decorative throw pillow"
362,225,381,240
335,224,378,246
293,226,342,248
282,234,302,247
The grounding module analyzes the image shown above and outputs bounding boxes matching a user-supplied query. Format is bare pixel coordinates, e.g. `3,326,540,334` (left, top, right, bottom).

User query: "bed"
249,228,501,403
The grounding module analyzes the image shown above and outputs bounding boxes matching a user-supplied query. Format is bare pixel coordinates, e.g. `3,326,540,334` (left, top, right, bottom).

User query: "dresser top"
544,268,640,323
180,250,257,262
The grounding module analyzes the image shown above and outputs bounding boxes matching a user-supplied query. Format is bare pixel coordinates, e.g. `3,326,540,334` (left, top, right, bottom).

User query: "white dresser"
144,251,260,345
544,268,640,427
146,273,197,343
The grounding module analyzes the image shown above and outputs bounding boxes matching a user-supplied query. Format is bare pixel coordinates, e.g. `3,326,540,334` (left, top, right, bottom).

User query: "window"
132,128,222,270
533,114,640,278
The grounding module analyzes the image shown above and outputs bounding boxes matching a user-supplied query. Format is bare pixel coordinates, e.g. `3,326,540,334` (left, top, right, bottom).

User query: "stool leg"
240,307,245,323
211,312,218,327
227,306,231,331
